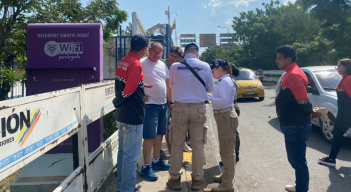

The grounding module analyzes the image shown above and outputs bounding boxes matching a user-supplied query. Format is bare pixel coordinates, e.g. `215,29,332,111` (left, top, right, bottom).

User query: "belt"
213,106,233,114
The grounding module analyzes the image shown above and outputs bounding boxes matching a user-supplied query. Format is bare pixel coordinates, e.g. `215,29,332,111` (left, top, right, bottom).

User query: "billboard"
200,34,216,47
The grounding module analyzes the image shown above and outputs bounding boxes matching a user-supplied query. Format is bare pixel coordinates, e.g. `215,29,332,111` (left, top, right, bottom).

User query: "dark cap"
210,59,227,70
131,34,149,49
184,43,199,52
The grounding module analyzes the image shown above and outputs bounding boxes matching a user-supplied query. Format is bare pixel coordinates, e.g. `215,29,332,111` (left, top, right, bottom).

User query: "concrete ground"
99,86,351,192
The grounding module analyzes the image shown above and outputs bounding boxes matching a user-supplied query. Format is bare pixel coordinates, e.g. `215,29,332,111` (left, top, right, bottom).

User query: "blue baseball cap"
131,34,149,49
210,59,227,70
184,43,199,52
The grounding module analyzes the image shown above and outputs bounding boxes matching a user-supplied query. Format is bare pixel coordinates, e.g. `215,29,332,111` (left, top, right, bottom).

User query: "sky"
83,0,296,54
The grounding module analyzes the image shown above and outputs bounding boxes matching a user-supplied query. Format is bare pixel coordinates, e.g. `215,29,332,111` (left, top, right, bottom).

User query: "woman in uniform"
207,59,239,192
318,58,351,166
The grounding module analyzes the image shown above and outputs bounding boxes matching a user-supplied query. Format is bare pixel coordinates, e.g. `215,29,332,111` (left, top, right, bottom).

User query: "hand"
144,84,154,88
145,94,150,102
207,94,212,96
310,109,322,119
169,103,173,114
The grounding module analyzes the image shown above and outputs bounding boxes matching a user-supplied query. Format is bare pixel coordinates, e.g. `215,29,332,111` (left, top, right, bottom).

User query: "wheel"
319,113,335,143
259,97,265,101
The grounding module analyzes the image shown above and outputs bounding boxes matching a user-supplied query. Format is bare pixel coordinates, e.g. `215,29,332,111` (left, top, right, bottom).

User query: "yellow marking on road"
183,152,192,164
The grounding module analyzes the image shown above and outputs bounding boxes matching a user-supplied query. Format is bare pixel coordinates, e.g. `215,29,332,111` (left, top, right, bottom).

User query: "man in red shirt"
275,45,320,192
113,34,150,192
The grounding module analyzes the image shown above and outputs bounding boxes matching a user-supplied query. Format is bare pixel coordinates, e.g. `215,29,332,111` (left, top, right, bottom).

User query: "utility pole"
168,6,170,27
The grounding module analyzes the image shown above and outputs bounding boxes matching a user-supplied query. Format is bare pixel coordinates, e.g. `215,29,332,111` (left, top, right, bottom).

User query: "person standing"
167,43,214,191
139,42,172,181
318,58,351,166
161,46,192,156
275,45,320,192
113,34,151,192
207,59,238,192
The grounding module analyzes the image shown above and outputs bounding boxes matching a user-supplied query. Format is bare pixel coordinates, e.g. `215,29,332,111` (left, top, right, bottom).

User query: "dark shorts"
143,103,168,139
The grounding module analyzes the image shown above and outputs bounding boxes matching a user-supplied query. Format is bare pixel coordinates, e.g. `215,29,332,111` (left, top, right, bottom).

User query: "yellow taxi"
235,68,265,101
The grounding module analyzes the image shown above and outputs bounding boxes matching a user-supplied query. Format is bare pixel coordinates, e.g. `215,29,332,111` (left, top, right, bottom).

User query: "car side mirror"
306,86,319,95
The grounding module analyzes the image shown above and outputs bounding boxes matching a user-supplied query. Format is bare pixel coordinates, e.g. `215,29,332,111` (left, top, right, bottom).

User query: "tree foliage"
200,0,351,70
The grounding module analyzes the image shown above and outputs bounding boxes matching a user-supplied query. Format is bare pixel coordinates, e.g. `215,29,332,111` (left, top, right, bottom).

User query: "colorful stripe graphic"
15,108,42,147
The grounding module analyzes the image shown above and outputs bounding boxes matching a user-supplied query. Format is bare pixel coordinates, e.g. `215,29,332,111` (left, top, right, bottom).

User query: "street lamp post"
217,26,230,62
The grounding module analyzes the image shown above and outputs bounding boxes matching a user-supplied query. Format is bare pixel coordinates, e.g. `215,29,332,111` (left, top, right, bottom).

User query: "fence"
8,81,26,99
0,81,117,192
259,70,284,82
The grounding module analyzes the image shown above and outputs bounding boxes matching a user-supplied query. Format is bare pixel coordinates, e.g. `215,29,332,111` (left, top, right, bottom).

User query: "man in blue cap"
167,43,214,191
113,34,152,192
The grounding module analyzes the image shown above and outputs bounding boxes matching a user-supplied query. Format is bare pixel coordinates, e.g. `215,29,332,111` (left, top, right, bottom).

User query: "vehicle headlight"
258,83,263,89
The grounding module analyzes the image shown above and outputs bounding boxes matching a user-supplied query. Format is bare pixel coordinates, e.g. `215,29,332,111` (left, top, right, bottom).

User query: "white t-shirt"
141,57,169,104
207,74,235,110
170,54,214,103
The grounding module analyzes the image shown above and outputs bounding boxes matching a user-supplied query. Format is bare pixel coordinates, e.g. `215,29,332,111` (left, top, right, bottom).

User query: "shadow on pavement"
203,166,222,188
268,118,351,161
326,166,351,192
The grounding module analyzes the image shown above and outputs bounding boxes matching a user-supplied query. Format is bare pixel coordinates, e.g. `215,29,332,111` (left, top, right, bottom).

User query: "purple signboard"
26,23,104,153
27,23,103,70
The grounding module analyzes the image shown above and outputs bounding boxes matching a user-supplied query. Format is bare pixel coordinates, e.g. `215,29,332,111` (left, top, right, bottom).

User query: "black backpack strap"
180,59,206,88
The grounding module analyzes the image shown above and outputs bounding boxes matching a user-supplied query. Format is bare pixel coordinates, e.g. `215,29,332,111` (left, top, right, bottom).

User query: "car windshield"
235,70,258,80
314,69,341,91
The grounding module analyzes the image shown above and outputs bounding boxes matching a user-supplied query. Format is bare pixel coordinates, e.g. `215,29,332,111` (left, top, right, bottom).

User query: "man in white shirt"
167,43,214,191
140,42,172,181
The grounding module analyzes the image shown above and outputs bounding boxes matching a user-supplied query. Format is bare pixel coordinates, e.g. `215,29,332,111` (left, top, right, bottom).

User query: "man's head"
167,46,183,64
148,42,163,62
130,35,149,57
184,43,199,58
275,45,296,70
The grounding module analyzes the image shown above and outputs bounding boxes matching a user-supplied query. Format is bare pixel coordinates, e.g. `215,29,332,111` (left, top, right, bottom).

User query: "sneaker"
140,165,158,181
183,143,192,152
318,156,336,167
152,157,171,170
285,184,296,192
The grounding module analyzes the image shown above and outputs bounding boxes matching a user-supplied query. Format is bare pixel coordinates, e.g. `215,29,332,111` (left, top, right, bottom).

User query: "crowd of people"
112,34,351,192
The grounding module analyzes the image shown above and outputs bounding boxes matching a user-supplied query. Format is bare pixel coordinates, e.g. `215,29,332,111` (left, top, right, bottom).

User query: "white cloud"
209,0,223,8
201,3,208,8
234,0,249,7
283,0,297,5
211,8,216,16
225,19,232,25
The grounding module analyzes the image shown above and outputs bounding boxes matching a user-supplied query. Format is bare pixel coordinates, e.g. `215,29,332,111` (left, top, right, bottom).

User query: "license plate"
247,91,255,95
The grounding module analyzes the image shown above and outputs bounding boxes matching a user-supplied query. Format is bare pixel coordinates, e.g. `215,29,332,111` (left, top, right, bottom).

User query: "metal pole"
168,6,170,27
124,37,126,58
119,25,122,61
175,18,177,46
226,27,229,62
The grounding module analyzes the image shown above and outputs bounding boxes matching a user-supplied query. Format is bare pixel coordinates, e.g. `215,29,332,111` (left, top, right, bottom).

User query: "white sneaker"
285,184,296,192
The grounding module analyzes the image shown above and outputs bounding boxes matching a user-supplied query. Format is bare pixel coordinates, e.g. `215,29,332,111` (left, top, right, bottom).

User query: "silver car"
276,66,342,143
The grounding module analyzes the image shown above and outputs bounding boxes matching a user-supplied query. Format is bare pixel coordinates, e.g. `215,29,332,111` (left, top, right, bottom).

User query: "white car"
276,66,342,143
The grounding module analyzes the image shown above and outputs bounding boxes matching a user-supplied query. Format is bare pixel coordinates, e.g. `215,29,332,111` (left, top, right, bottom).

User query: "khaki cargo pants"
169,102,207,180
214,106,238,187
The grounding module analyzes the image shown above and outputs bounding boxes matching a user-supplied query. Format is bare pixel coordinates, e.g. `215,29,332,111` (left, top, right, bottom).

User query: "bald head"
148,42,164,62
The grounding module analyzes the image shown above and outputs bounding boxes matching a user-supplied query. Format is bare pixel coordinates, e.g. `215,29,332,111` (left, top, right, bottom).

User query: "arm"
288,75,313,116
206,70,214,92
166,78,172,103
207,81,233,108
113,63,142,107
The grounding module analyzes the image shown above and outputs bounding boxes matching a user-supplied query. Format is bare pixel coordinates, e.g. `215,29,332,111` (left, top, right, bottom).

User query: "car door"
303,70,319,125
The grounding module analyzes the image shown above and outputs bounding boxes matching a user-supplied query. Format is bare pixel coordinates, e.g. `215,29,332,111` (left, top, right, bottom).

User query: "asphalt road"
230,86,351,192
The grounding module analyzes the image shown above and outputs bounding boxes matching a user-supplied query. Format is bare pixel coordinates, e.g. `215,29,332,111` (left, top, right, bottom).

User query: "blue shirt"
207,74,235,110
170,54,214,103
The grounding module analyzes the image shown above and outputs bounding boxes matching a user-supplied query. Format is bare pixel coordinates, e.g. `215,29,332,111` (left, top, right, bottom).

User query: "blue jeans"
143,104,168,139
116,121,143,192
280,124,312,192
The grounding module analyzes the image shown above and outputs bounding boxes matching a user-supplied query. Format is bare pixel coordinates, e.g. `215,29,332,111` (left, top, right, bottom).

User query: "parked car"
276,66,341,143
235,68,265,101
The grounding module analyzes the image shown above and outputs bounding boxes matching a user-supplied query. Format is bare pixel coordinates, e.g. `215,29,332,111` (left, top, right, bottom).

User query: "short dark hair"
339,58,351,76
275,45,296,63
169,46,183,57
